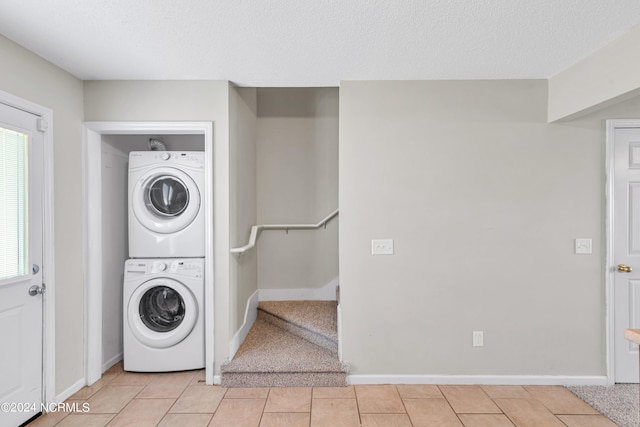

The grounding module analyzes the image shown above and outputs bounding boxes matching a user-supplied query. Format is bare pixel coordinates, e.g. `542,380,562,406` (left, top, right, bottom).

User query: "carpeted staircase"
221,300,347,387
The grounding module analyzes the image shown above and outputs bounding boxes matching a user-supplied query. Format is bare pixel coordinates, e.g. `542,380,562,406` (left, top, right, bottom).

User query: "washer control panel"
124,258,204,278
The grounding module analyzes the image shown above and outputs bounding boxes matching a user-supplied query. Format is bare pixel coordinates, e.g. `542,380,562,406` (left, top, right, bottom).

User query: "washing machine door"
131,166,201,234
127,278,198,349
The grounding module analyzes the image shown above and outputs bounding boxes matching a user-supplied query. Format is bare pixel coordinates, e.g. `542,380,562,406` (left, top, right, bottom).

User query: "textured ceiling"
1,1,640,86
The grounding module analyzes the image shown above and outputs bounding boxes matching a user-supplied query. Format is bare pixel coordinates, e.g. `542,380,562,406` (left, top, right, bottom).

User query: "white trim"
203,128,215,385
605,119,640,386
83,128,103,385
213,374,222,385
229,290,259,358
348,375,609,386
0,91,56,405
82,121,214,385
259,276,339,301
102,353,123,374
337,303,343,361
54,378,86,405
41,109,55,405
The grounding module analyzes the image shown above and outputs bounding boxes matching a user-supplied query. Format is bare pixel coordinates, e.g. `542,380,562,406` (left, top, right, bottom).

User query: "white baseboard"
347,374,609,386
102,353,123,374
259,276,339,301
229,290,259,358
213,374,222,385
337,303,343,361
54,378,86,404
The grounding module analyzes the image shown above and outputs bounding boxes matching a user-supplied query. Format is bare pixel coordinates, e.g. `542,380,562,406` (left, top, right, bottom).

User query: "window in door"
0,126,28,280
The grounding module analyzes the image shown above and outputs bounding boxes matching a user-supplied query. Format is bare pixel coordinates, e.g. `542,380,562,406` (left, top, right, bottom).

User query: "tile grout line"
255,388,269,427
155,370,205,425
394,385,416,427
353,385,364,427
307,388,314,427
437,385,467,427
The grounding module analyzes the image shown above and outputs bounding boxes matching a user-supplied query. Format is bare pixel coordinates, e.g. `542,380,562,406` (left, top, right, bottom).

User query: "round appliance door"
127,278,198,349
131,166,201,234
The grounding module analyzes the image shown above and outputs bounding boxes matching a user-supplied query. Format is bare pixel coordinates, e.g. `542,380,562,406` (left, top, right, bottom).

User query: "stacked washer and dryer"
123,150,206,372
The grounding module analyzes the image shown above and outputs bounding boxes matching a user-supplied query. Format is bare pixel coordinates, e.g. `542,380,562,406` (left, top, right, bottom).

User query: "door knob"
618,264,633,273
28,285,45,296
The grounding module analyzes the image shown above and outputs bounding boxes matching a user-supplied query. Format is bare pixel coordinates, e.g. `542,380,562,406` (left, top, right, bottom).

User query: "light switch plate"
575,238,592,255
371,239,394,255
473,331,484,347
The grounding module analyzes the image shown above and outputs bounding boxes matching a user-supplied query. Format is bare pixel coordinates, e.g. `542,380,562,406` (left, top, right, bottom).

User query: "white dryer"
128,151,204,258
123,258,204,372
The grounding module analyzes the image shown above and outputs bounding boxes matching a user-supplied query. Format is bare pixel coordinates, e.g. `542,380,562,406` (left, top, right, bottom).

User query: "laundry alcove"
83,122,213,386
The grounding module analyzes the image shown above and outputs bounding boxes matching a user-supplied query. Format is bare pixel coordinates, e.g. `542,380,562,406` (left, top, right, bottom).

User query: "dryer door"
127,278,198,348
131,166,201,234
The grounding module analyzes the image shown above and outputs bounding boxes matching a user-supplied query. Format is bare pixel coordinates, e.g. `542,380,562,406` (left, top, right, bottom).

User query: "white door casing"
610,121,640,383
0,102,44,426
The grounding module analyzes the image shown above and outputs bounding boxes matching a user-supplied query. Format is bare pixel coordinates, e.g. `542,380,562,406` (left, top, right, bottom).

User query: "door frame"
0,90,56,404
82,121,214,384
605,119,640,385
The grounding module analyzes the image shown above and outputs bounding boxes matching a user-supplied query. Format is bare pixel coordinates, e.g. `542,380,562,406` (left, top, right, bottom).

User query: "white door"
0,103,44,426
613,126,640,383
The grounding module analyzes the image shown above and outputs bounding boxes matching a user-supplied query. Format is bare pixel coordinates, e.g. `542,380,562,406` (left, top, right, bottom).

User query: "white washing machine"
128,151,205,258
123,258,204,372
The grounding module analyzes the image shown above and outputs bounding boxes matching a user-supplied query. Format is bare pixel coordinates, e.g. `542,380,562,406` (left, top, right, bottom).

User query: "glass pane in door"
0,127,28,280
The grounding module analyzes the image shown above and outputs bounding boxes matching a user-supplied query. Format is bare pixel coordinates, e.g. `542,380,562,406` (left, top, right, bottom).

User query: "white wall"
339,80,640,377
100,134,205,153
229,87,258,333
256,88,339,293
0,35,85,394
548,24,640,122
100,137,128,369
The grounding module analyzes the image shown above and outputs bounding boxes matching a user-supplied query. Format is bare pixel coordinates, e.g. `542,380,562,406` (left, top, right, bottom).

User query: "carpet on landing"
221,300,346,388
569,384,639,427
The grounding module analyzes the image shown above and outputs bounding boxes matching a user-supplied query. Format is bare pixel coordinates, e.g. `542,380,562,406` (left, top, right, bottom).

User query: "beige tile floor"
27,363,617,427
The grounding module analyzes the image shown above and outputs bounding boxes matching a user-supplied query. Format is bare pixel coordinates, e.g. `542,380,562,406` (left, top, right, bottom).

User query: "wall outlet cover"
575,238,592,255
371,239,394,255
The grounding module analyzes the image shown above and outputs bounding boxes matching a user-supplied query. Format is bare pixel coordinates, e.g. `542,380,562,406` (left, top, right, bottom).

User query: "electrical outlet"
371,239,394,255
473,331,484,347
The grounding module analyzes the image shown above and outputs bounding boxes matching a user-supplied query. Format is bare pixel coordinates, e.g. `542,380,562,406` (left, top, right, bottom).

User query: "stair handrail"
230,209,339,255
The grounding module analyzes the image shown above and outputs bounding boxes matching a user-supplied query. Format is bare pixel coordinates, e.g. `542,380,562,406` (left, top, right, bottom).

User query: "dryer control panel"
129,151,204,170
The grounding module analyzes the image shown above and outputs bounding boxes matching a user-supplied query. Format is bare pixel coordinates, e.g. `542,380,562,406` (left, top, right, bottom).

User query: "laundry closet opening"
100,133,205,372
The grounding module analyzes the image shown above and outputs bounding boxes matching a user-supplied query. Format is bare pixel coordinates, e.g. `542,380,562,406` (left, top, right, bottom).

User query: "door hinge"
36,118,48,132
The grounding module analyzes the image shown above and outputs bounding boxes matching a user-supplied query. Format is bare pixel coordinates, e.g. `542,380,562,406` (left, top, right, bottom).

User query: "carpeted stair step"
221,318,347,387
257,300,338,354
